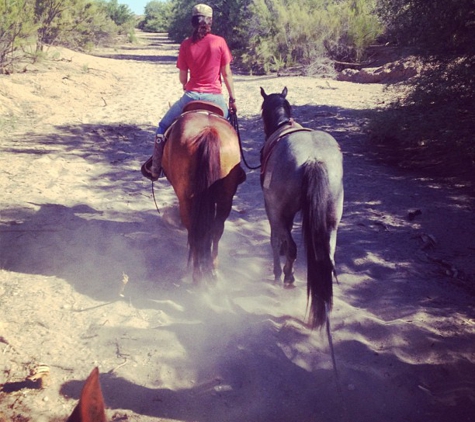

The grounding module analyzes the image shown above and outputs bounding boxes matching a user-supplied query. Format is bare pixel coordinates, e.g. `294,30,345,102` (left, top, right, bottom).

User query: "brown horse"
161,102,245,283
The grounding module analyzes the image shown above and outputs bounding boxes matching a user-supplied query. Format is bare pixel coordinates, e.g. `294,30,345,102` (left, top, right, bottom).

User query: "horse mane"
261,93,292,136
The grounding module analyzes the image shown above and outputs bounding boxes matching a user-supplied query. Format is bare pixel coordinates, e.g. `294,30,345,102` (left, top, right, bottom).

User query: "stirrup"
141,156,159,181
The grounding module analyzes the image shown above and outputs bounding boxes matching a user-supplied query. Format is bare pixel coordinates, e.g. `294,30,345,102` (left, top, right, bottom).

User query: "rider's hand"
229,97,237,114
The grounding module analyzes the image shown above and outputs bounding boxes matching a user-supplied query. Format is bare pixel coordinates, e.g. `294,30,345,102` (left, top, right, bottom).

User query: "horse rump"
301,160,335,329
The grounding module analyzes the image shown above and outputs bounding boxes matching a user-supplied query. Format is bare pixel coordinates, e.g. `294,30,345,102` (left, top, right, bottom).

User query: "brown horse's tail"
301,161,335,329
188,127,221,265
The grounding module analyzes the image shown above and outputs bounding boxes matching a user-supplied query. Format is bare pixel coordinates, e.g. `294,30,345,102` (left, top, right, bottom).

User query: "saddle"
141,101,226,181
163,100,226,139
182,100,225,116
260,119,312,184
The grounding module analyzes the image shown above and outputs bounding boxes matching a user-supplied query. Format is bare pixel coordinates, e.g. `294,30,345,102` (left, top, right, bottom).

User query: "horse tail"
301,160,335,329
188,127,221,258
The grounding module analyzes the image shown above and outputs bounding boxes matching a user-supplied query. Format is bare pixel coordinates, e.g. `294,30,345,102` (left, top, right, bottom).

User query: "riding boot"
151,134,165,178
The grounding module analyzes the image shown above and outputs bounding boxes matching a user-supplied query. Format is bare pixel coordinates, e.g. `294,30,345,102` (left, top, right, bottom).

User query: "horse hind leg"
282,229,297,287
210,199,230,276
190,248,203,284
191,240,216,285
270,229,283,282
329,188,344,282
270,222,296,286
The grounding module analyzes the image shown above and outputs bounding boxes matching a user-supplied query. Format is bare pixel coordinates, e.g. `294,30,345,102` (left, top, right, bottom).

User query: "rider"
142,3,238,181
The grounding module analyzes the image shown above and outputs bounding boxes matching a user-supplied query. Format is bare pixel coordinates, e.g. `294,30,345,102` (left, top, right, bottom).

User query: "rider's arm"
221,63,237,112
179,69,188,91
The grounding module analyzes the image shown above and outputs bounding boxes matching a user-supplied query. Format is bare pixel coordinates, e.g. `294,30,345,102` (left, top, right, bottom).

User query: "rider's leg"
148,93,195,178
150,133,165,178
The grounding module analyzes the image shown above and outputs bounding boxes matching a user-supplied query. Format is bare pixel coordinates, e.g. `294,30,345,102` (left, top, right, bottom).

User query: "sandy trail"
0,32,474,422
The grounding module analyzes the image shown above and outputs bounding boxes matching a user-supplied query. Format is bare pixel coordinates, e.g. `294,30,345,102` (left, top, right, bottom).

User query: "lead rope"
229,111,261,170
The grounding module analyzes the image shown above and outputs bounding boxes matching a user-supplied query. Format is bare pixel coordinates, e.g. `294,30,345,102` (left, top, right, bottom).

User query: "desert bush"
0,0,135,70
42,1,120,51
0,0,37,72
239,0,383,73
34,0,81,51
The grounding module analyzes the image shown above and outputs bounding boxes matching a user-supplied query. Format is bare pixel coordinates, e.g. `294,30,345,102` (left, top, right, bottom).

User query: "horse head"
260,87,292,137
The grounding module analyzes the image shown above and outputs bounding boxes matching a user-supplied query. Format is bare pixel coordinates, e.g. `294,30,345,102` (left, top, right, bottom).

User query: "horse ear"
282,87,288,98
260,87,267,99
67,367,107,422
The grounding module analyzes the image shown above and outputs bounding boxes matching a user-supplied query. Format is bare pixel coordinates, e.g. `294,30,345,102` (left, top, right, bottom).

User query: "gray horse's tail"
301,161,335,329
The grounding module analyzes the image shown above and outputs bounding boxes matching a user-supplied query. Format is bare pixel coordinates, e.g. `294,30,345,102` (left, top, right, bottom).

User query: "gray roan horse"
260,87,344,329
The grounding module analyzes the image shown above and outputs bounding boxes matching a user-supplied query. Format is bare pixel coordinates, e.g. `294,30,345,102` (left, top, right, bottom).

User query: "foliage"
99,0,135,26
34,0,120,51
139,0,173,32
377,0,475,57
369,0,475,176
0,0,136,71
95,0,136,34
166,0,382,74
254,0,381,73
52,1,119,50
0,0,37,72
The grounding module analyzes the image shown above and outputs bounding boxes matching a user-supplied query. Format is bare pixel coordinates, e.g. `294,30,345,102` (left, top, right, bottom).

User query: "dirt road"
1,33,474,422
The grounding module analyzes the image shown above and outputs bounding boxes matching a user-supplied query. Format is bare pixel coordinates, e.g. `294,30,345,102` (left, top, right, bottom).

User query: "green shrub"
241,0,383,74
0,0,37,72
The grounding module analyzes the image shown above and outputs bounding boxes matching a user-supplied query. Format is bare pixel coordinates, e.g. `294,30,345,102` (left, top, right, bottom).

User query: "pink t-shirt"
176,34,232,94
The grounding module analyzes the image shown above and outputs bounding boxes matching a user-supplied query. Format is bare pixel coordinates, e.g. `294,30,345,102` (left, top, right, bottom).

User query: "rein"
228,111,261,170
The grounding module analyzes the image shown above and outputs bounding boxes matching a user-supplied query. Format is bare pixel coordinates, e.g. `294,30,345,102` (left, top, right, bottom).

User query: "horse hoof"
283,275,295,288
207,270,218,284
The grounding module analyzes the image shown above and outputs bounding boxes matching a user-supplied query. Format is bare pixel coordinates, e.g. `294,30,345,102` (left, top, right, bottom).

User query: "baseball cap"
192,4,213,17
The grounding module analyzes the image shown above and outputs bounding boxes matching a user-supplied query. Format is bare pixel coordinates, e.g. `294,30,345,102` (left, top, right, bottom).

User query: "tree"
104,0,135,26
378,0,475,57
54,1,119,50
0,0,37,71
370,0,475,175
34,0,73,51
140,0,173,32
